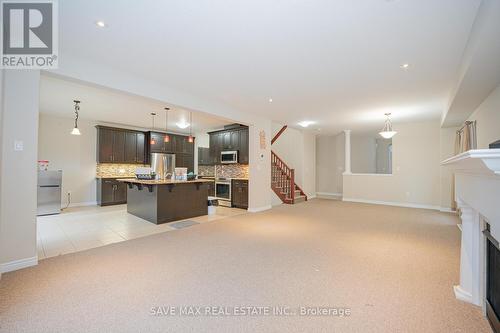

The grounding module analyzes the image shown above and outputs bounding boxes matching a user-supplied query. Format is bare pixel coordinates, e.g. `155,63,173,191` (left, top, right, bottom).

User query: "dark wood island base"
118,179,211,224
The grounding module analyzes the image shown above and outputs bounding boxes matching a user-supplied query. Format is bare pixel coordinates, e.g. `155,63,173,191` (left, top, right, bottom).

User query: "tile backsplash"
198,165,215,177
96,163,148,178
216,164,249,179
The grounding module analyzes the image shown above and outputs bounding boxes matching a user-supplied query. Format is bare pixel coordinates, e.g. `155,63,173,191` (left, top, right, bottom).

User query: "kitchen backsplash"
198,165,215,177
96,163,148,178
216,164,249,179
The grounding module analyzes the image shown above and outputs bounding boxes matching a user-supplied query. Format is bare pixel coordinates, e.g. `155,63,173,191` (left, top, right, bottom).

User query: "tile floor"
37,204,247,259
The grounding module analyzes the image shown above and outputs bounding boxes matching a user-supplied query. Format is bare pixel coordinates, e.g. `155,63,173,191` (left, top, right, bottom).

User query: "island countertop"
116,178,214,185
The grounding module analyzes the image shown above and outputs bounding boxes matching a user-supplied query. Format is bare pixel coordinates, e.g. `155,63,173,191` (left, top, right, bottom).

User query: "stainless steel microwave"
221,151,238,164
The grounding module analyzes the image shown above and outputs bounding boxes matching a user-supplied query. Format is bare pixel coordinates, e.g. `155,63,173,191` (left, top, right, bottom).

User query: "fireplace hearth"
486,224,500,333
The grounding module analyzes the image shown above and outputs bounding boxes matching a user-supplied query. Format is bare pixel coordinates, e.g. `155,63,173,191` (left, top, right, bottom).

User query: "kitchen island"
117,178,212,224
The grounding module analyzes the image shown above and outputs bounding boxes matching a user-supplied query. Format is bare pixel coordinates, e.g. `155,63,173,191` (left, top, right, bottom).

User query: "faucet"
165,172,172,180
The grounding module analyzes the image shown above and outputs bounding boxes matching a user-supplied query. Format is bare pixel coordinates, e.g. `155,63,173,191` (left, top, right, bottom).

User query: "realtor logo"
1,0,58,69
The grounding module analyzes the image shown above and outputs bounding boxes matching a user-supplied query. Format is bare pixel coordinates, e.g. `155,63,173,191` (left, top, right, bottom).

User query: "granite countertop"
116,178,214,185
231,178,249,181
96,175,135,179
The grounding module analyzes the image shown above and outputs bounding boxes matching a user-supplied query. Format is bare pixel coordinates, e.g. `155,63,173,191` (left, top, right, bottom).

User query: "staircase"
270,125,308,204
271,151,307,204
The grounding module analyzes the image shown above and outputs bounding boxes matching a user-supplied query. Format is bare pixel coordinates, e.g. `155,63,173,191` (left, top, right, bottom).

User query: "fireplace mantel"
441,149,500,311
441,149,500,175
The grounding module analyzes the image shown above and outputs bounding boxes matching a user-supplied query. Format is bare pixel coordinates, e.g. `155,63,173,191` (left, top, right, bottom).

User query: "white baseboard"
66,201,97,208
247,205,272,213
342,197,441,211
454,285,473,304
316,192,343,199
307,195,317,199
439,207,457,213
0,256,38,273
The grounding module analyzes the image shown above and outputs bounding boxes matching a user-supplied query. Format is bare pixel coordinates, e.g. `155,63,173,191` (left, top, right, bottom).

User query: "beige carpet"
0,199,492,333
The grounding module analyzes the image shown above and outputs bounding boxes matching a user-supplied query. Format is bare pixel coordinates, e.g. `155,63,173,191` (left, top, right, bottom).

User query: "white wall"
0,69,4,277
440,126,459,211
0,70,40,272
467,83,500,149
315,133,344,196
343,120,442,208
271,123,316,205
351,134,377,174
38,114,98,206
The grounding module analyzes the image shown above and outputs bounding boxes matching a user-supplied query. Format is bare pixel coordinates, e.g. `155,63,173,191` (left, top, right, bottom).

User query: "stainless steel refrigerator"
37,170,62,216
150,153,175,180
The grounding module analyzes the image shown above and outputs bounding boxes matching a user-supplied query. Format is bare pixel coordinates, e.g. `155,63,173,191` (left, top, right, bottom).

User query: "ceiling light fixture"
176,119,190,129
298,121,315,128
188,112,194,143
379,113,397,139
268,98,273,103
71,100,81,135
164,108,170,143
96,21,106,28
150,112,157,145
400,63,410,70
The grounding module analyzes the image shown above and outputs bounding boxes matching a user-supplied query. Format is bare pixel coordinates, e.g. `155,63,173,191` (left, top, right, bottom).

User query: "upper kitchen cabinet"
198,147,211,165
208,125,249,165
96,126,146,164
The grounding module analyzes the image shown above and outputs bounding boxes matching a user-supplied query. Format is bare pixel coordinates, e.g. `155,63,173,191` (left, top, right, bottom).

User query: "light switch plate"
14,140,24,151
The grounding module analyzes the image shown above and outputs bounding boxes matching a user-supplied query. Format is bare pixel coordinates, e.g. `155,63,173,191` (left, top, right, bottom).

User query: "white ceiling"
56,0,481,134
39,74,234,134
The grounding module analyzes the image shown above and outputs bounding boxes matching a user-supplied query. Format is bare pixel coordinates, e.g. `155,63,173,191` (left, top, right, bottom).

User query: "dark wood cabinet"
198,147,211,165
208,126,249,165
231,179,248,209
97,178,128,206
146,131,195,172
96,126,146,164
207,181,215,197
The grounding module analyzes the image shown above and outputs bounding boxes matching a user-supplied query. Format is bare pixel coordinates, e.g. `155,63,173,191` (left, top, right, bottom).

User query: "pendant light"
70,100,81,135
188,111,194,143
379,113,397,139
150,113,157,145
164,108,170,143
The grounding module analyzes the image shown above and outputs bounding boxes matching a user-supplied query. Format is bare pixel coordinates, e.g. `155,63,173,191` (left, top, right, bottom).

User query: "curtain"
455,121,477,154
451,121,477,211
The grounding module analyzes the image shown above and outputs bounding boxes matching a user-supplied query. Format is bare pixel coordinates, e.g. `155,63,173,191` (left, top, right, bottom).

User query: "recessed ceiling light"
298,121,315,128
96,21,106,28
268,98,273,103
176,121,190,129
400,63,410,69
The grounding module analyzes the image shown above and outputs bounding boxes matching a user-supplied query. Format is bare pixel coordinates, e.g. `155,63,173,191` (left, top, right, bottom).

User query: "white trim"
307,195,317,199
457,223,463,232
345,173,393,177
440,207,457,213
0,256,38,273
65,201,98,208
454,285,473,304
316,192,343,199
441,148,500,175
247,205,272,213
342,197,440,211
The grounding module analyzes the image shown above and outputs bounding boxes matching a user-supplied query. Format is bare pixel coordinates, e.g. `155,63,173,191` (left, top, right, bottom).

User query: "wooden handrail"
271,125,287,145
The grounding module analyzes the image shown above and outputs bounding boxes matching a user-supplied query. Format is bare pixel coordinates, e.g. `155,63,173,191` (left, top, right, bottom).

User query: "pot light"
298,121,315,128
96,21,106,28
400,63,410,69
379,113,397,139
268,98,273,103
176,120,190,129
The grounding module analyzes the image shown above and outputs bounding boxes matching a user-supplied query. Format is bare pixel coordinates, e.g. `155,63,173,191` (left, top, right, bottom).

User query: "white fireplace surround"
442,149,500,310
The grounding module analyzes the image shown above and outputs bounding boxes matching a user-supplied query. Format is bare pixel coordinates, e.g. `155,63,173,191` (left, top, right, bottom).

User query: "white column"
343,130,351,175
454,198,482,306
